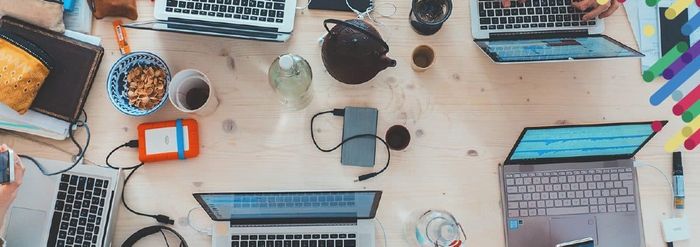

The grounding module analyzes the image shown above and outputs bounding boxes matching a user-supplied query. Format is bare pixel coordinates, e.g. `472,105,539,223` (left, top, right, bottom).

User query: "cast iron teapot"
321,19,397,85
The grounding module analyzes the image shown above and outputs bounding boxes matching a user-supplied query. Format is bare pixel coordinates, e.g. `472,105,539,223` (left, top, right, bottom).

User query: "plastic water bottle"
268,54,313,110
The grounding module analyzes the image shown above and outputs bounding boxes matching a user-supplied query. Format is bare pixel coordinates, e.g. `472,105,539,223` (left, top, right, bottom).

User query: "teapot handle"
323,19,389,53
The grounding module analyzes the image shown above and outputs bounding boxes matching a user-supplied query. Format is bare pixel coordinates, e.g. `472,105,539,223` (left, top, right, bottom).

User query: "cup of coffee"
412,45,435,72
168,69,219,116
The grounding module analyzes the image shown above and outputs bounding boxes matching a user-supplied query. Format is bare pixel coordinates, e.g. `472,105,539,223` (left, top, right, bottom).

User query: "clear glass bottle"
268,54,313,110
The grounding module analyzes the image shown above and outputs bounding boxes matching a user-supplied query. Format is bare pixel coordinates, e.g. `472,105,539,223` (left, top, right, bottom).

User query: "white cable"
634,161,676,211
296,0,312,10
187,206,213,235
374,218,388,247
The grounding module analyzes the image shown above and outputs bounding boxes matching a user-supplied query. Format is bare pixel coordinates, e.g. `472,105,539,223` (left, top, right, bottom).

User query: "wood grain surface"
1,1,697,246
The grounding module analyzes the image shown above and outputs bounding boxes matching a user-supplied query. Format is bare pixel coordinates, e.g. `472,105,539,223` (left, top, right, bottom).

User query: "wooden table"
1,0,697,246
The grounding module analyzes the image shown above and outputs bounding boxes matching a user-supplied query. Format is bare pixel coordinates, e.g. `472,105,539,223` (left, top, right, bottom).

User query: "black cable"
108,140,175,225
160,230,170,247
310,109,391,182
18,109,90,176
106,140,142,170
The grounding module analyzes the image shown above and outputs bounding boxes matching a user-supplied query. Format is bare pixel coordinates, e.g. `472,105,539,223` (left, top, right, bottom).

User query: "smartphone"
308,0,371,12
658,3,689,55
555,237,594,247
341,107,378,167
0,149,15,184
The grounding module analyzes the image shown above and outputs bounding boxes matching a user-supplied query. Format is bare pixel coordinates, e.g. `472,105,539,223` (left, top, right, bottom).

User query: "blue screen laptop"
500,121,665,247
475,36,643,64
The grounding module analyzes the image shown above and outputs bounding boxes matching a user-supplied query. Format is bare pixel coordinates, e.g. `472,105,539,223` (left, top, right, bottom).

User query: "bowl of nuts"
107,52,171,116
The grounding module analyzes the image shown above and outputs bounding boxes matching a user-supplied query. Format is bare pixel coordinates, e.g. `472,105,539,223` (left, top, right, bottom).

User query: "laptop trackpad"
550,215,598,246
6,207,47,246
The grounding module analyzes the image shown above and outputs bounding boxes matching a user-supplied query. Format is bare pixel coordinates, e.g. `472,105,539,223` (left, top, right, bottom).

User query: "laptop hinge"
230,218,358,226
167,17,281,33
488,29,590,40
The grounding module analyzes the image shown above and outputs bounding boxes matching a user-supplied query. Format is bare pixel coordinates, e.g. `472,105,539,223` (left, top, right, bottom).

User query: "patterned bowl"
107,52,171,116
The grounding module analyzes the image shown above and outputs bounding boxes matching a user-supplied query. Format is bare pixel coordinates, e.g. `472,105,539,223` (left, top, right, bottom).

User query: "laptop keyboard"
166,0,286,23
232,234,357,247
47,174,109,247
505,168,636,218
477,0,596,30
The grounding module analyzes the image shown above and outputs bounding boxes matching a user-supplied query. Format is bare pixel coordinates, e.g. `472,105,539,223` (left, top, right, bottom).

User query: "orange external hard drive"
137,119,200,162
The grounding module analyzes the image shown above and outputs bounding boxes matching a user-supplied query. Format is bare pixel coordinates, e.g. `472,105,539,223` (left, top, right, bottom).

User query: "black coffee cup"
410,0,453,35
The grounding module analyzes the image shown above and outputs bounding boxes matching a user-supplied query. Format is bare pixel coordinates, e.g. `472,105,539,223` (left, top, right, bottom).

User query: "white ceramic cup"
168,69,219,116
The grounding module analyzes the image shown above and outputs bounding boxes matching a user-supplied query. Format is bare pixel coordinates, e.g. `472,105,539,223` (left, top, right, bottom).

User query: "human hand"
499,0,622,20
501,0,526,8
572,0,621,20
0,144,24,224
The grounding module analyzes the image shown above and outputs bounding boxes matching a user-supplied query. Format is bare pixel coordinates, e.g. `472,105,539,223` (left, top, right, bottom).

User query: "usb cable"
310,108,391,182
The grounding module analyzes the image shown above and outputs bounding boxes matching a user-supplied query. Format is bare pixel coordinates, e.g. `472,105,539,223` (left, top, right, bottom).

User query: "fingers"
13,161,24,186
502,0,511,8
582,1,611,20
573,0,597,11
599,0,620,18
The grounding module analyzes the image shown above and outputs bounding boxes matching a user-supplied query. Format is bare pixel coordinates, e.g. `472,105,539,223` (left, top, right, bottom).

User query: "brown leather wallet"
89,0,139,20
0,17,104,122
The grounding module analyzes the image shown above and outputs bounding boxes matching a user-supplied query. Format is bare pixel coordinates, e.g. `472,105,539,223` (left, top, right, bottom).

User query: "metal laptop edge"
193,190,381,247
6,158,124,247
498,121,667,247
468,0,647,64
124,0,296,42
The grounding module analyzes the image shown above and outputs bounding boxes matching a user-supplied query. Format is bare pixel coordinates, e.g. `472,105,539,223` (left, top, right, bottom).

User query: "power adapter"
662,217,690,243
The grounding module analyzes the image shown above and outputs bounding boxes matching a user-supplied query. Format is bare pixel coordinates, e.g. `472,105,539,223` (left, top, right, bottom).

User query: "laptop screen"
504,122,666,165
475,35,643,63
193,191,382,222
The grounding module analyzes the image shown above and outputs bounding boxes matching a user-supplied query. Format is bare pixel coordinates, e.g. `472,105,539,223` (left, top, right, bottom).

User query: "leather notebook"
0,17,103,123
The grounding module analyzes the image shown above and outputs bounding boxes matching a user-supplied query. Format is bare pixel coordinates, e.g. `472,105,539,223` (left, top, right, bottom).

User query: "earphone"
122,225,189,247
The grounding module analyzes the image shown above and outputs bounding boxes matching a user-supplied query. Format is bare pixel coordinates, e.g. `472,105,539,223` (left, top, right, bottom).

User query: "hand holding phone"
0,144,24,227
0,148,14,184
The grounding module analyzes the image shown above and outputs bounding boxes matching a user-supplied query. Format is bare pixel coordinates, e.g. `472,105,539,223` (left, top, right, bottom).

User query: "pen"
672,152,685,210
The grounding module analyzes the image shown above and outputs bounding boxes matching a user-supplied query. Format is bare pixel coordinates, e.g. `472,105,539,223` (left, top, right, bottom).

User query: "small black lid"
386,125,410,151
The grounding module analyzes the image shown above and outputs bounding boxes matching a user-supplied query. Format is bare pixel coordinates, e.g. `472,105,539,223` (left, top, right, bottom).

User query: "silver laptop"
5,158,124,247
500,121,666,247
125,0,298,42
469,0,643,63
194,191,382,247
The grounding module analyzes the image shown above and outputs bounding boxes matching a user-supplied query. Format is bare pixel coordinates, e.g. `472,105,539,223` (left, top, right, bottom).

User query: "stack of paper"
0,30,100,140
0,105,71,140
63,0,93,34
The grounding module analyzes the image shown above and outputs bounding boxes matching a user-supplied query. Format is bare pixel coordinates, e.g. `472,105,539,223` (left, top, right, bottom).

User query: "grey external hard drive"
341,107,378,167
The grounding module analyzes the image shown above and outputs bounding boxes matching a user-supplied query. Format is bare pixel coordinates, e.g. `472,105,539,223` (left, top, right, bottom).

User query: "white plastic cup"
168,69,219,116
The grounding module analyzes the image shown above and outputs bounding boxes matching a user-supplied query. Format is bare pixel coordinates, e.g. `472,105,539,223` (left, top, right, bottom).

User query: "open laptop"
5,158,124,247
194,190,382,247
500,121,666,247
125,0,298,42
470,0,643,63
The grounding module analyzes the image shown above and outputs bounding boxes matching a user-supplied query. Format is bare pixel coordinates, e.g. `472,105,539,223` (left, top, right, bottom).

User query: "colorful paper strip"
650,44,700,106
682,12,700,36
673,85,700,115
682,101,700,122
643,42,689,82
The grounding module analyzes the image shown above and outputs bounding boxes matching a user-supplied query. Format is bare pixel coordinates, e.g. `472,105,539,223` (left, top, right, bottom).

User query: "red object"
697,0,700,7
651,121,666,133
684,128,700,150
618,0,626,3
137,119,200,162
673,85,700,115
